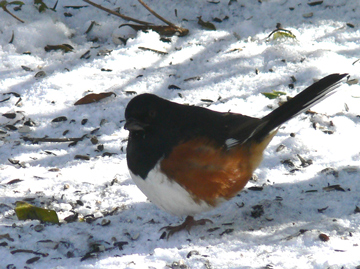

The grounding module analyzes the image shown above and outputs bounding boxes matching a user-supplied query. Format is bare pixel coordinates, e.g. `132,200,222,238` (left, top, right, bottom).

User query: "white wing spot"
225,138,238,148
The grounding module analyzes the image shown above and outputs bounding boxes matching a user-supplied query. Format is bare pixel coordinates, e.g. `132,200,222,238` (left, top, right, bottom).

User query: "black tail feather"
251,73,348,141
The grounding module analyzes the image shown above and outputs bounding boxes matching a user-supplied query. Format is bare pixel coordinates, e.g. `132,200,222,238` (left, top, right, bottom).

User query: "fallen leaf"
0,233,14,242
168,84,181,90
2,113,16,119
308,1,323,6
44,44,74,53
261,90,287,99
272,31,296,39
74,155,90,160
226,48,243,53
5,125,17,131
37,239,59,249
323,184,345,192
52,116,67,122
197,16,216,30
184,76,201,81
346,79,358,85
201,99,214,103
219,228,234,236
74,92,116,105
268,29,296,40
34,71,46,78
6,179,23,185
34,0,48,12
319,233,330,242
248,186,263,191
14,201,59,224
21,65,32,71
318,206,329,213
303,12,313,18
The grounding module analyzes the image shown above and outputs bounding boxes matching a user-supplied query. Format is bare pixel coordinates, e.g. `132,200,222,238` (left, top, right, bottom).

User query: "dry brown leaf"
197,16,216,30
74,92,116,105
44,44,74,53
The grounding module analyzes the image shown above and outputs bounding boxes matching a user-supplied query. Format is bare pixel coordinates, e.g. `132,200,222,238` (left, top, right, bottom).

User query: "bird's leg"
160,216,213,239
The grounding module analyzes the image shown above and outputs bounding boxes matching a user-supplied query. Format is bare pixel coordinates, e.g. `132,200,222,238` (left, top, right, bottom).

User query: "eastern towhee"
124,73,347,238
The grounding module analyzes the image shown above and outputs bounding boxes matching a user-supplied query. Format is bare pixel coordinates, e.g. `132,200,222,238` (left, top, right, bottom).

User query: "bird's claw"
160,216,213,239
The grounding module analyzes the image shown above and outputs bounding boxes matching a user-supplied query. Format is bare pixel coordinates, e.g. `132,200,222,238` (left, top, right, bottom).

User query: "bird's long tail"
251,73,348,142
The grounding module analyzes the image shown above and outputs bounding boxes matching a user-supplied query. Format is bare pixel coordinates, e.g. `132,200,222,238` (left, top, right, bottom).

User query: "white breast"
129,161,216,217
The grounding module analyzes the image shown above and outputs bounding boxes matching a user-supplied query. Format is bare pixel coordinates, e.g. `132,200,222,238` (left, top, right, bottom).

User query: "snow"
1,0,360,268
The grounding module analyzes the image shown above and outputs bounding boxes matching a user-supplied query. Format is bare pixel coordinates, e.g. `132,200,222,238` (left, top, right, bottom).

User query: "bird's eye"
148,109,157,118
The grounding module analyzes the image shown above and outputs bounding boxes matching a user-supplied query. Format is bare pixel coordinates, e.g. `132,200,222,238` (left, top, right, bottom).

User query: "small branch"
138,46,168,55
83,0,188,37
137,0,174,27
83,0,150,25
22,136,86,143
2,6,24,23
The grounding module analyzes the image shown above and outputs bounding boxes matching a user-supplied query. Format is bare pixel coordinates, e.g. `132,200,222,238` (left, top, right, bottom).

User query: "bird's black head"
125,93,179,179
124,93,167,132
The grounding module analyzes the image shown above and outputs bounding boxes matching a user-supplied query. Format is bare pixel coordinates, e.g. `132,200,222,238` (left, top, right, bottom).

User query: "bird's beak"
124,118,148,131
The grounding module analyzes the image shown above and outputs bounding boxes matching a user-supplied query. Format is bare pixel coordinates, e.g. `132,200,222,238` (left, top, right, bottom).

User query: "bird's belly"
129,162,219,217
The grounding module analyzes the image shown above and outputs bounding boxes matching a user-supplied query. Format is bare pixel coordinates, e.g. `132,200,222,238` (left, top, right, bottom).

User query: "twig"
2,6,24,23
22,136,86,143
10,249,48,257
137,0,174,26
138,46,168,55
83,0,150,25
83,0,188,37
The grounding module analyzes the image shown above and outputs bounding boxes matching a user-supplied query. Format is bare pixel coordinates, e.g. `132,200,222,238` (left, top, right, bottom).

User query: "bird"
124,73,347,238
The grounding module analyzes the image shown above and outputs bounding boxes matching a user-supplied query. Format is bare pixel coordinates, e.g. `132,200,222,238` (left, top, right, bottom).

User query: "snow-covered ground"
1,0,360,268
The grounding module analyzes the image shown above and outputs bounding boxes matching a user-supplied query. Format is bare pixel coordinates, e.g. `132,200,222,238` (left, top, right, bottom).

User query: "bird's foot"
160,216,213,239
